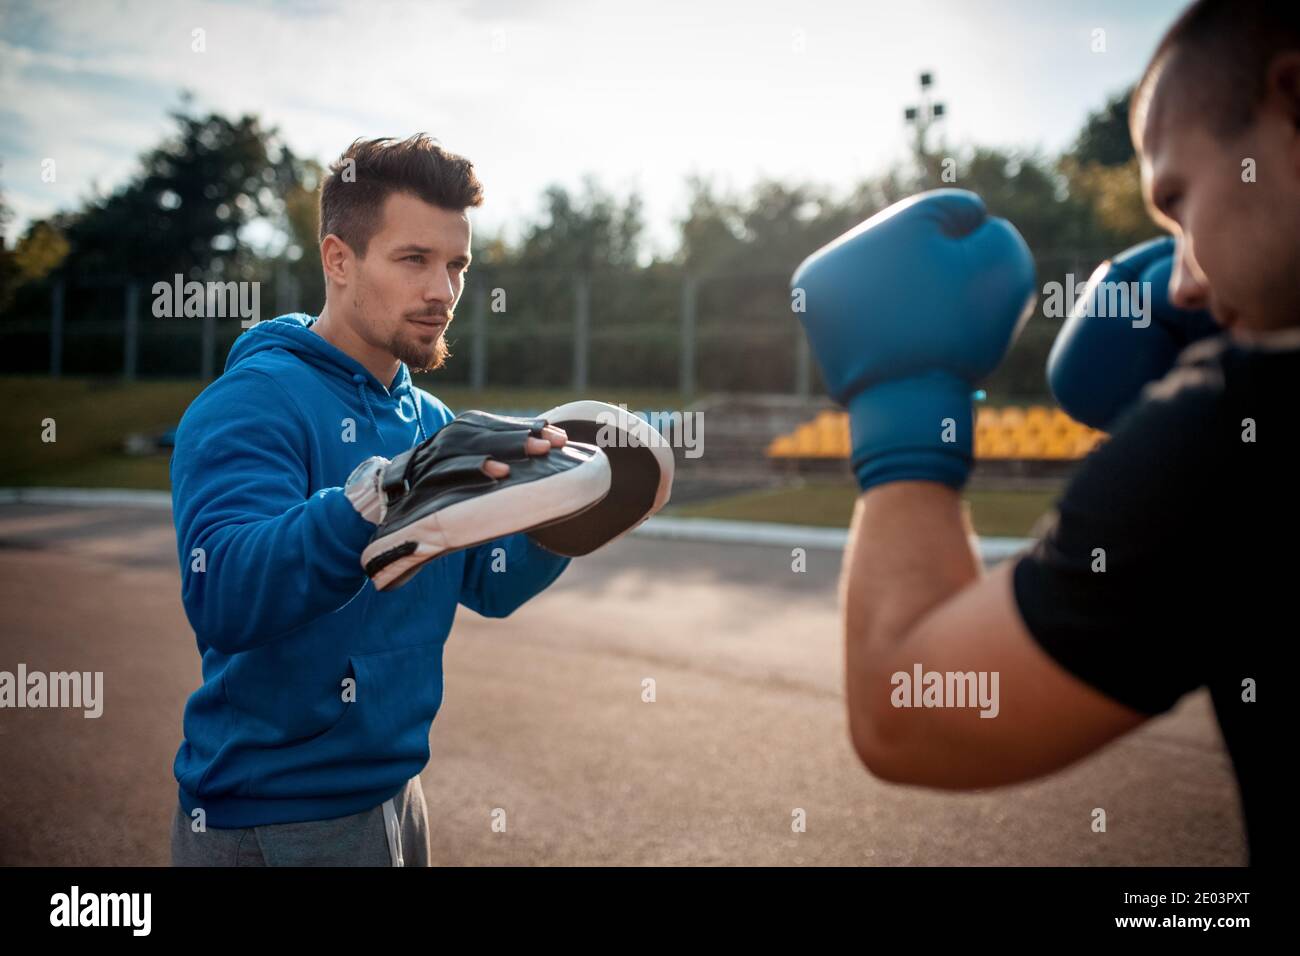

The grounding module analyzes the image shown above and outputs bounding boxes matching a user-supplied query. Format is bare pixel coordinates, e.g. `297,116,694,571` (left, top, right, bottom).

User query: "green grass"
667,481,1057,538
0,377,205,489
416,381,689,415
0,375,690,490
963,487,1058,537
0,376,1060,536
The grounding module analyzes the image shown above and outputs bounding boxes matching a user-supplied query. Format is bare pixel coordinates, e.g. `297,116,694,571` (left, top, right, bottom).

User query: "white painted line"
0,487,172,509
638,516,847,550
638,516,1032,563
0,488,1035,563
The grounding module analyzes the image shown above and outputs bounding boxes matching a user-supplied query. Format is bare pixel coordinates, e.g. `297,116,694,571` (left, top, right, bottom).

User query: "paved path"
0,503,1246,865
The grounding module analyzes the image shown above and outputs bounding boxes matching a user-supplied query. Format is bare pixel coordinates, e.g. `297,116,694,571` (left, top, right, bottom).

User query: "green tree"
11,220,70,283
1058,85,1158,252
676,176,881,276
267,153,326,314
957,148,1094,254
0,176,17,310
0,172,11,237
1059,157,1153,249
1073,88,1135,167
59,105,296,283
513,177,645,272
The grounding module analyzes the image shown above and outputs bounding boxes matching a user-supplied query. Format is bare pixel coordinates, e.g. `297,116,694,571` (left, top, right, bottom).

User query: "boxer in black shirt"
829,0,1296,865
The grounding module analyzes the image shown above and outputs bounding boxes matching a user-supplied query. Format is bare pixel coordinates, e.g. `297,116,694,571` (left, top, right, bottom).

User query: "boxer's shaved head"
1129,0,1300,336
1132,0,1300,152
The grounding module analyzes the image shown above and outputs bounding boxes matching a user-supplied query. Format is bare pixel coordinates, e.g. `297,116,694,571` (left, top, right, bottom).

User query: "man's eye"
404,255,424,263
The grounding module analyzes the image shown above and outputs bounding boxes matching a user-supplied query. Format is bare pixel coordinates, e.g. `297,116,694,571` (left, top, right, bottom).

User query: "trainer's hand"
1047,237,1218,431
483,425,567,478
791,189,1037,491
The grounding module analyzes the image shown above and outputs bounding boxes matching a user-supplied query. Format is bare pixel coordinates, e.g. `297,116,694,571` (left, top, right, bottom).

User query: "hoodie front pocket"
228,642,446,801
338,642,446,765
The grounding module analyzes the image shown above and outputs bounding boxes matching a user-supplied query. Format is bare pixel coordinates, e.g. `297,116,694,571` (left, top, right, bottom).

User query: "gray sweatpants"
170,776,430,866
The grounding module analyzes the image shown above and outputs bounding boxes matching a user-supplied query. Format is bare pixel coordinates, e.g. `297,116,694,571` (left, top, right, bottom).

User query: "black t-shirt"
1013,332,1292,865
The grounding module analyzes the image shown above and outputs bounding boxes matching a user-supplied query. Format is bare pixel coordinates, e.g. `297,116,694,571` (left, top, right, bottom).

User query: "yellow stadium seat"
767,435,798,457
1025,406,1051,428
987,437,1016,459
769,406,1106,462
794,427,820,456
1072,434,1103,457
1043,437,1072,459
1000,407,1025,426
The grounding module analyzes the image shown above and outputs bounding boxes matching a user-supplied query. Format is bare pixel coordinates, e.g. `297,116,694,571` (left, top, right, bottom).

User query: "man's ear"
1269,51,1300,116
320,234,354,287
1264,51,1300,176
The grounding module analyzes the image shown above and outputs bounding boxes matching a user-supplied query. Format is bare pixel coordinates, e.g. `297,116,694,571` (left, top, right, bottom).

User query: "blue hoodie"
169,313,570,828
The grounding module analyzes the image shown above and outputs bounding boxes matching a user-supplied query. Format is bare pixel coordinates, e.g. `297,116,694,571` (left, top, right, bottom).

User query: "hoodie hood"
227,312,428,441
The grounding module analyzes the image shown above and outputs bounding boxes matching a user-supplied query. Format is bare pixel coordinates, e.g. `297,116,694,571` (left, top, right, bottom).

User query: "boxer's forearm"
841,482,982,740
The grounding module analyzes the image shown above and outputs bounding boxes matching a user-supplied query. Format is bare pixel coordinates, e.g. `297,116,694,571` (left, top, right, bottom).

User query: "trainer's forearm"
460,534,570,618
177,488,373,654
842,482,982,742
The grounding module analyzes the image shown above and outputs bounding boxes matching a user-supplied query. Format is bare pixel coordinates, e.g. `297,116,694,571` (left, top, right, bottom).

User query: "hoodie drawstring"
413,398,427,442
354,373,427,443
353,374,379,434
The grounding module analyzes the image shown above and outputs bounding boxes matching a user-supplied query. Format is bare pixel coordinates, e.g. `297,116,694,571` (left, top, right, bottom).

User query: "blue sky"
1,0,1189,253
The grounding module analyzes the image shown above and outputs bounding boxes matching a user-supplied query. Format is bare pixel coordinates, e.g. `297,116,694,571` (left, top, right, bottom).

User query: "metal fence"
0,253,1102,398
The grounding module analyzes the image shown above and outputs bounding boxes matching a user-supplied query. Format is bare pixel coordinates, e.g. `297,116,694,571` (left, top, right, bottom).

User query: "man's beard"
388,322,451,373
352,282,453,373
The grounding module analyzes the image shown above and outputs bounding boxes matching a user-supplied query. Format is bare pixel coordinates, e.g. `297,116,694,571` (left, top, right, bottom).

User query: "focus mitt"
356,410,610,591
528,400,675,556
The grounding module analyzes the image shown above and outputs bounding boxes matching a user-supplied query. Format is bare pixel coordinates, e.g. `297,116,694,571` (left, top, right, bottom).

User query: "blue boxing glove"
1047,237,1219,431
791,189,1037,491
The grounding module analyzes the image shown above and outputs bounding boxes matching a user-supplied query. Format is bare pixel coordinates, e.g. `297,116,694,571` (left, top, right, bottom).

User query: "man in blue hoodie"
169,134,571,866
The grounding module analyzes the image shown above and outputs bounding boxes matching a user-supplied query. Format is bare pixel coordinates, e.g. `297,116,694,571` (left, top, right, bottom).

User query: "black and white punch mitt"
527,401,675,556
353,411,610,591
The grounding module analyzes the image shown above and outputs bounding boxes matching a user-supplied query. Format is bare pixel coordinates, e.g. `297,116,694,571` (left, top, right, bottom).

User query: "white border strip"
636,516,1031,562
0,487,172,509
0,488,1033,563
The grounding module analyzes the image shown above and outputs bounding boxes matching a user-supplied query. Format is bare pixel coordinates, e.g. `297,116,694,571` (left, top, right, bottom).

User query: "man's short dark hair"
318,134,484,255
1132,0,1300,141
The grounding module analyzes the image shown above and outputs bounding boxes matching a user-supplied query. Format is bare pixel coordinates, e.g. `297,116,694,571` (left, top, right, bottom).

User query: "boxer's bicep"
854,561,1147,789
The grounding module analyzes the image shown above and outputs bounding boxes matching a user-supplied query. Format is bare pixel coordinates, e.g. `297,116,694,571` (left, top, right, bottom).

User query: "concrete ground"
0,502,1246,866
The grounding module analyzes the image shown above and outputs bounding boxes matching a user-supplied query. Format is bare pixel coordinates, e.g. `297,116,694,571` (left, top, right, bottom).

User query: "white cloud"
3,0,1186,248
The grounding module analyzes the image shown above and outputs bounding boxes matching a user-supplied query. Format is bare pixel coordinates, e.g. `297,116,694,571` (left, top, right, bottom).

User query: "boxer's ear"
1262,52,1300,176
